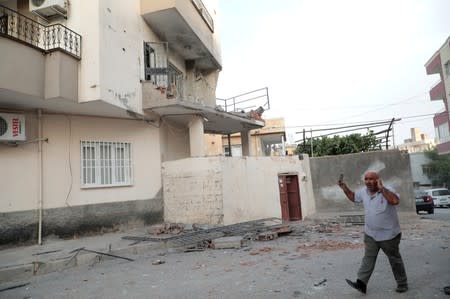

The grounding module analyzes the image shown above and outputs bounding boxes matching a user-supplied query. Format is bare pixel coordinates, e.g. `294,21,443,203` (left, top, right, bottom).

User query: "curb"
0,241,166,284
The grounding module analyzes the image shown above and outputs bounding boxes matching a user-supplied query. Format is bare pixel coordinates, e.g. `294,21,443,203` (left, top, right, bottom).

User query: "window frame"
80,141,133,188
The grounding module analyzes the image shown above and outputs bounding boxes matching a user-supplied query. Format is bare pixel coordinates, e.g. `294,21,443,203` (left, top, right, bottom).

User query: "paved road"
1,216,449,299
418,207,450,221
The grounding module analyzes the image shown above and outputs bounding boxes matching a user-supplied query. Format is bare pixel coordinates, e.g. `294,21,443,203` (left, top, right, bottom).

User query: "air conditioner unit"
29,0,67,19
0,113,26,141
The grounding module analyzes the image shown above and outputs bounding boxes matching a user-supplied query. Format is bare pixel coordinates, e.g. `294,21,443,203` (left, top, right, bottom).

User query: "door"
278,176,289,221
278,175,302,221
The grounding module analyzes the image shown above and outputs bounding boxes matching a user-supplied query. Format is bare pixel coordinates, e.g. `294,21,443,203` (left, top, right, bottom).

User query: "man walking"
338,171,408,294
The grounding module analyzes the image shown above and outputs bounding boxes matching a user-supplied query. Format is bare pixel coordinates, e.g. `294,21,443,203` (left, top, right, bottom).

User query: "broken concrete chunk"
256,231,278,241
212,236,243,249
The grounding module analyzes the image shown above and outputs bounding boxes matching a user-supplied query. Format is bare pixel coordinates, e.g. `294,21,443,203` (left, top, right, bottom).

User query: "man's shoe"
395,285,408,293
345,279,367,294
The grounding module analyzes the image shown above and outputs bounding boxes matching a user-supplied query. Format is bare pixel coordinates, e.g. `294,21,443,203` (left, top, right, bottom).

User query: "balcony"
140,0,221,71
429,80,447,101
143,83,266,135
0,4,82,112
0,4,81,59
425,53,441,75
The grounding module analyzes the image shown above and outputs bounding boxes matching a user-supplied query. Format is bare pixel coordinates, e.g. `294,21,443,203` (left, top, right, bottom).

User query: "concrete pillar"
241,129,253,156
189,115,205,157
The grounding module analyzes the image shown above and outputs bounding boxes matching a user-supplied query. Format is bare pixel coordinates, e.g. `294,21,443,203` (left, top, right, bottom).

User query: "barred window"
81,141,132,187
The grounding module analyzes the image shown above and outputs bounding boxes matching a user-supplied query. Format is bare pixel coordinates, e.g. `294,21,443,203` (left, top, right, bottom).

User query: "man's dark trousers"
358,233,407,287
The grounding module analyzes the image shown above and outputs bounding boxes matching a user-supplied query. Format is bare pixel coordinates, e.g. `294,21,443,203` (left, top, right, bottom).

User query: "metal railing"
0,4,81,59
216,87,270,113
191,0,214,32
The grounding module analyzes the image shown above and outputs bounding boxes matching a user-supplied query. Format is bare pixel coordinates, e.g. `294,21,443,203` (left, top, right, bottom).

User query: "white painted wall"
409,152,432,186
66,0,219,112
0,113,162,212
0,113,39,212
162,156,316,225
222,156,315,224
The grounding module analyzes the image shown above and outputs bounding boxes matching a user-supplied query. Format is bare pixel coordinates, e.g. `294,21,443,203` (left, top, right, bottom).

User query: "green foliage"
423,148,450,186
295,132,381,157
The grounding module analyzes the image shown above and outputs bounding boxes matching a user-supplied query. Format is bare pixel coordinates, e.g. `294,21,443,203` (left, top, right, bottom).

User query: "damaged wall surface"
162,155,315,225
310,150,415,213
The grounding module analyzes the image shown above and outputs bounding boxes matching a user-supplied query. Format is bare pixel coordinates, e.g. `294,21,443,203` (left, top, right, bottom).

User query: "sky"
216,0,450,146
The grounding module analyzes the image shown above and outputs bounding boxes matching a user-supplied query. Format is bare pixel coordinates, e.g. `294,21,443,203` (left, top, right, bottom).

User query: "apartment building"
0,0,315,244
425,36,450,154
397,128,436,153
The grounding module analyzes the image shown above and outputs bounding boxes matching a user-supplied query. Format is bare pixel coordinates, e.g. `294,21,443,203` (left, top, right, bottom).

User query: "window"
422,165,432,176
445,61,450,76
143,42,168,84
436,122,450,143
143,42,183,99
223,145,242,157
81,141,132,187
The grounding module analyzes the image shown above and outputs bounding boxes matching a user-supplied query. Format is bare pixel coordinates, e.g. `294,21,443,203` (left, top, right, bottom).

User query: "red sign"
12,118,20,137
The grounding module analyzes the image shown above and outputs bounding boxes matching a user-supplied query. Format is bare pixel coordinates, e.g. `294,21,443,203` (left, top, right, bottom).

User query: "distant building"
205,118,286,157
409,152,432,188
424,36,450,154
397,128,435,153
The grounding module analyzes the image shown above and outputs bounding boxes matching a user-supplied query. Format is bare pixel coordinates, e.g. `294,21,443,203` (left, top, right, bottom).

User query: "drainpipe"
38,109,43,245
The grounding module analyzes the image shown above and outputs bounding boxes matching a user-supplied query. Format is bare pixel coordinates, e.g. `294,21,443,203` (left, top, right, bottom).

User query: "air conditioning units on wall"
0,113,26,141
29,0,67,19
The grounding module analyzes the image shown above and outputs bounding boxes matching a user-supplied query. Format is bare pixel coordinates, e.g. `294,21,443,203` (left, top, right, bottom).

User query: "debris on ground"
297,240,363,252
0,283,30,292
149,223,185,235
212,236,244,249
151,260,165,265
314,278,327,287
249,247,272,255
69,247,134,262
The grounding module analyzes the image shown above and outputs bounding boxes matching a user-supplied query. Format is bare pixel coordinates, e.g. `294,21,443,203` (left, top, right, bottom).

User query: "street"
419,207,450,221
0,214,449,299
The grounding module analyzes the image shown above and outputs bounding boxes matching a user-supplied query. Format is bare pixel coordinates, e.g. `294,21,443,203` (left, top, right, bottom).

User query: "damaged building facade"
0,0,315,244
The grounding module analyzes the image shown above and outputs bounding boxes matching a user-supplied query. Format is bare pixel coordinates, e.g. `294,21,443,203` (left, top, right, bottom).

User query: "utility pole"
310,128,313,157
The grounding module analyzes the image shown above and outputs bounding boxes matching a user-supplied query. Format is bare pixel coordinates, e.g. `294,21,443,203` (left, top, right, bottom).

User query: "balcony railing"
217,87,270,114
191,0,214,32
0,4,81,59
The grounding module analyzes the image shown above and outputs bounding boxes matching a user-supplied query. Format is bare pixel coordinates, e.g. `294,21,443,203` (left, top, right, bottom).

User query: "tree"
423,149,450,187
295,132,381,157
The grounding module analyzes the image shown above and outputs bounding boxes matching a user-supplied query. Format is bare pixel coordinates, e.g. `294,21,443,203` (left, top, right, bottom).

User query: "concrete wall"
0,113,163,244
162,155,315,225
310,150,415,213
222,155,315,224
0,38,45,98
162,158,224,224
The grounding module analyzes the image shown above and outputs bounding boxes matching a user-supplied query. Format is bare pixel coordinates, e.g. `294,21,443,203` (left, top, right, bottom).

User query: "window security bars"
144,42,183,99
81,141,132,187
191,0,214,32
0,4,81,59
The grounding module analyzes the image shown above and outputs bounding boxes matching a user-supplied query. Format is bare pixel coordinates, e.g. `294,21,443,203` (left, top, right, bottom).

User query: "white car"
423,188,450,208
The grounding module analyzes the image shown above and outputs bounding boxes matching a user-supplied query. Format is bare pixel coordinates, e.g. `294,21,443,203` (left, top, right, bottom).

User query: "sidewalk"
0,225,165,284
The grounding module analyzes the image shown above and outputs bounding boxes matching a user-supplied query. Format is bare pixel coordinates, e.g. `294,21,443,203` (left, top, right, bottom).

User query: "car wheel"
428,209,434,214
